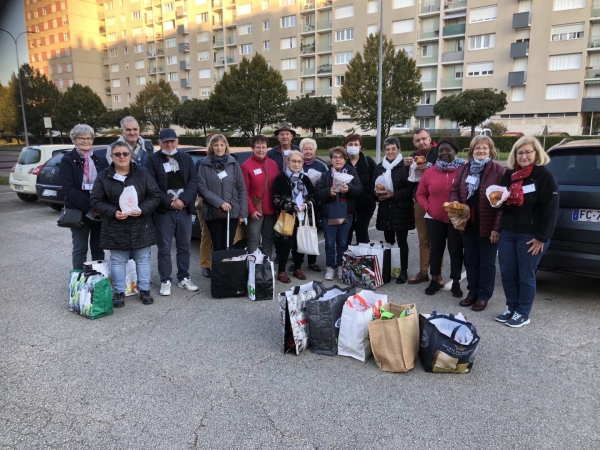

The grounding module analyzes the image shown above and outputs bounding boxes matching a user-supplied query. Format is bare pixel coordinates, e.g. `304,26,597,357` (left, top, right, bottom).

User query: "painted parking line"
442,271,467,290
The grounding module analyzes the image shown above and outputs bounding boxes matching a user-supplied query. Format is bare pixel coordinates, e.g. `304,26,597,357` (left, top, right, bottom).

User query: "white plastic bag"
485,185,509,208
374,174,392,194
125,259,138,296
119,185,142,214
306,168,323,186
332,173,354,192
408,162,423,182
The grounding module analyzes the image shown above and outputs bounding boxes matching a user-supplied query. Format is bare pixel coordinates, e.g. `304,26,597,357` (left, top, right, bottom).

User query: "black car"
538,140,600,277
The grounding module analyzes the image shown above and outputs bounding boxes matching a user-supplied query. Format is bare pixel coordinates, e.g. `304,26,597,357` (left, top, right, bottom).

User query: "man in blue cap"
146,128,199,296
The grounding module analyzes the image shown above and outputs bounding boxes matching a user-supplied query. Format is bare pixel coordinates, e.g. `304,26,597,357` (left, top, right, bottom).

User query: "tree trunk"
471,125,476,138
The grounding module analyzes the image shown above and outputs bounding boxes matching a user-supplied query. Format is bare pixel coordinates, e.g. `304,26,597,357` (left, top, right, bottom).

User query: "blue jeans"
110,246,152,293
462,222,498,302
321,216,353,269
155,210,193,283
70,219,104,270
498,230,548,316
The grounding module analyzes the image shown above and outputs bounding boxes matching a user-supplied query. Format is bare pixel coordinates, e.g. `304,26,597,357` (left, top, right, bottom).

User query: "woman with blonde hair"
450,135,506,311
495,136,558,327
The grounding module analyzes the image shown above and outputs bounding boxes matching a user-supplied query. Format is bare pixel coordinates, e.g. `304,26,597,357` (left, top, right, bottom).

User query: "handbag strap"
261,160,269,201
299,201,316,228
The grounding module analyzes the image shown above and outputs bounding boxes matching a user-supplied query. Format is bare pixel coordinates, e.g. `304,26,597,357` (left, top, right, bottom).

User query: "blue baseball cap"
159,128,178,141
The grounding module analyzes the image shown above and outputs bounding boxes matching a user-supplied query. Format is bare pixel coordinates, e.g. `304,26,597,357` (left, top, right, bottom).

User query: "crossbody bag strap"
262,160,269,201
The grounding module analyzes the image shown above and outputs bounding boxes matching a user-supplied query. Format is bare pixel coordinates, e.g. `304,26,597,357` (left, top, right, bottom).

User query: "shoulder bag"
57,207,85,228
296,202,319,255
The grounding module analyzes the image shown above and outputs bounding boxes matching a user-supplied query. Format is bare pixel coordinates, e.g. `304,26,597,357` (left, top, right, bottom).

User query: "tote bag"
296,202,319,255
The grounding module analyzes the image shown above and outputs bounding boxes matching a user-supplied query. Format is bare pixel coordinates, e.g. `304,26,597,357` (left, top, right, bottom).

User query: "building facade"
22,0,600,135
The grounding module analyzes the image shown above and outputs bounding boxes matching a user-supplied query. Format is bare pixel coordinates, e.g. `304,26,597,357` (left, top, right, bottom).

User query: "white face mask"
347,146,360,156
283,150,291,156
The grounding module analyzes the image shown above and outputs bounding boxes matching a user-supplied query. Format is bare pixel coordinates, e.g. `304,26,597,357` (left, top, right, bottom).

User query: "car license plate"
42,189,57,197
572,209,600,222
12,184,24,191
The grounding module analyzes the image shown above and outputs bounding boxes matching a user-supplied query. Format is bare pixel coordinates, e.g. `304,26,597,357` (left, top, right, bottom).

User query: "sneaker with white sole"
506,312,530,328
160,280,171,296
495,308,514,323
337,266,343,280
178,277,199,291
325,267,335,281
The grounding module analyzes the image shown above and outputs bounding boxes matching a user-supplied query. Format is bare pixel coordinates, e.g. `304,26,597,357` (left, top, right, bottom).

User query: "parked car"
537,139,600,278
502,131,525,137
460,128,492,137
547,132,570,137
10,145,73,202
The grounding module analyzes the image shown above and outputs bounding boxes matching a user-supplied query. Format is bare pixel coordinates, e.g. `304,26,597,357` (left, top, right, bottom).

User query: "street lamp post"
375,0,383,163
0,29,34,147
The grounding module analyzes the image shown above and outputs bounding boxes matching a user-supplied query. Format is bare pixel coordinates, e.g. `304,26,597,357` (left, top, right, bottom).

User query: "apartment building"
22,0,600,135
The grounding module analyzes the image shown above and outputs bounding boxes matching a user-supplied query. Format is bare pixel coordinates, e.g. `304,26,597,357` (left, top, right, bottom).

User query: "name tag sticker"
163,162,172,173
83,183,94,191
113,174,126,182
218,171,228,180
253,168,263,175
466,175,478,184
523,183,536,194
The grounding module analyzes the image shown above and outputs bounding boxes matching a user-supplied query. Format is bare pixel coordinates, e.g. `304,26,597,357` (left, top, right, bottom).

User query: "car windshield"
18,147,41,165
546,151,600,186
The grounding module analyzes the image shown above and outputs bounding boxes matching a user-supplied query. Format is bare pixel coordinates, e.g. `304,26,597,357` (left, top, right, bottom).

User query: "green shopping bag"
69,270,113,319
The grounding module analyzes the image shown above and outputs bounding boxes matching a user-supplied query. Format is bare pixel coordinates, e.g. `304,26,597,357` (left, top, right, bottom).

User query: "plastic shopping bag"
247,249,275,301
69,270,113,319
124,259,138,296
306,168,323,187
332,173,354,191
374,174,392,194
119,185,142,214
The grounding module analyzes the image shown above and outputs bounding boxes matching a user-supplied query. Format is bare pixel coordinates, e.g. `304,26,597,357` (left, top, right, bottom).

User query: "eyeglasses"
474,146,489,151
77,137,93,142
112,152,131,158
289,159,303,164
331,155,345,160
517,150,535,157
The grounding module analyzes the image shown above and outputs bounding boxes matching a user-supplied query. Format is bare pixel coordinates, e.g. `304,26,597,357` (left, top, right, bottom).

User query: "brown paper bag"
367,303,420,372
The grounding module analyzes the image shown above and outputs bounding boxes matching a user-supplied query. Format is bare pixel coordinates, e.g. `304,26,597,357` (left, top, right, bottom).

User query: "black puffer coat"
316,164,363,217
90,163,161,250
374,162,415,231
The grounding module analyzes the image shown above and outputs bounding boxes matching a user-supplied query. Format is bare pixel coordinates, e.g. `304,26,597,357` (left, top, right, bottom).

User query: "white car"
9,145,73,202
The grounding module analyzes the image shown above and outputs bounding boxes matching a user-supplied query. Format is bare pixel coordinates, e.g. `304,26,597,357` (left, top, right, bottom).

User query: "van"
460,128,492,137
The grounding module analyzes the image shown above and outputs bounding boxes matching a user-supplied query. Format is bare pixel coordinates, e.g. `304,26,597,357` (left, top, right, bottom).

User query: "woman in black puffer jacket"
90,142,161,308
374,137,415,284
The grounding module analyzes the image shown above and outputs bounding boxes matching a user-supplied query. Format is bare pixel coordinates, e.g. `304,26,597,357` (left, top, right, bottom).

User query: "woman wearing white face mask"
345,134,377,245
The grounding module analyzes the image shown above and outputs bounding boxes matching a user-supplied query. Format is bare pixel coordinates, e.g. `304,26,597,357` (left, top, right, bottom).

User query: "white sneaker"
160,281,171,296
178,277,199,291
325,267,335,281
337,266,343,280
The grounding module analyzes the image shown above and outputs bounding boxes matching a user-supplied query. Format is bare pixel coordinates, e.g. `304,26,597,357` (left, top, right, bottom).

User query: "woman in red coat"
416,137,466,297
450,136,506,312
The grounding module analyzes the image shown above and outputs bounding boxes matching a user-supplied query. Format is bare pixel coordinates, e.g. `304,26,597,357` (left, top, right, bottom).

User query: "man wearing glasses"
146,129,199,296
106,116,152,166
404,128,439,285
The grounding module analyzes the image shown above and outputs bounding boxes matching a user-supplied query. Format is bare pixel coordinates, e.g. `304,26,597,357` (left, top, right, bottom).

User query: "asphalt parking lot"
1,184,599,449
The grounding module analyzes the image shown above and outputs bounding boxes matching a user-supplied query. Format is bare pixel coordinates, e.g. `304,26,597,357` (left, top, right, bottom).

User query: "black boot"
451,281,463,299
140,290,154,305
425,280,441,295
396,269,408,284
113,292,125,308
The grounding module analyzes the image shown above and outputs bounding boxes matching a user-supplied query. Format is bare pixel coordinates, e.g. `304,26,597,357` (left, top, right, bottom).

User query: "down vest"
450,160,506,238
374,162,415,231
90,164,161,250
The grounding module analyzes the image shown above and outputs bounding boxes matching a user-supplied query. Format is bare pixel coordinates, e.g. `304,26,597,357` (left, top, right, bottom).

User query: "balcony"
155,32,163,40
146,34,155,42
508,71,526,87
592,0,600,19
157,49,164,56
318,42,332,53
107,102,112,109
300,24,316,33
301,2,315,12
180,79,191,88
301,88,316,96
421,80,437,89
225,14,237,27
319,86,332,96
441,77,463,88
443,24,465,37
444,0,467,10
214,74,223,83
148,67,157,74
418,29,440,41
512,12,531,29
180,61,191,70
301,67,316,76
101,43,108,50
154,14,162,23
157,66,165,73
105,87,111,94
301,43,316,55
212,0,223,8
226,56,237,64
317,0,332,8
179,43,190,53
212,18,223,28
225,36,236,46
589,35,600,49
103,72,110,80
147,51,156,58
415,105,435,117
102,58,109,65
178,25,189,35
510,41,529,58
176,6,188,18
317,64,332,74
143,0,152,8
213,38,224,48
582,97,600,112
420,1,441,14
224,0,236,7
99,26,106,35
417,52,438,65
441,50,463,63
316,20,332,31
215,57,225,66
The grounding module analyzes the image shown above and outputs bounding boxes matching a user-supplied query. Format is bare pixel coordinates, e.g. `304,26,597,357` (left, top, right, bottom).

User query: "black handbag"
57,207,85,228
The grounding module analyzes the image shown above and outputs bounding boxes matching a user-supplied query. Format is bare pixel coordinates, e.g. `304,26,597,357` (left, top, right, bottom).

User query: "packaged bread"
489,191,503,206
443,201,465,213
376,183,387,193
415,155,427,165
485,185,509,208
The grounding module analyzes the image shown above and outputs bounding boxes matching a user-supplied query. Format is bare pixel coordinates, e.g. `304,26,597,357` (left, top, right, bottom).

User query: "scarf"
435,157,466,172
76,147,97,185
506,165,534,206
467,157,490,199
162,149,180,172
209,153,228,171
381,154,403,193
304,157,316,166
118,136,143,164
285,167,308,200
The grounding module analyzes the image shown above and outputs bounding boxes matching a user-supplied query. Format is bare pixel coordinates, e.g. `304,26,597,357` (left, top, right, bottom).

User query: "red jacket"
416,166,460,223
450,160,506,238
240,154,279,215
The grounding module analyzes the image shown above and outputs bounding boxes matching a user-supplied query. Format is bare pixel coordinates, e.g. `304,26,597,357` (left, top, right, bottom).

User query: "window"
336,28,354,41
42,6,47,15
393,0,415,8
63,16,68,26
335,52,353,64
122,30,127,38
335,75,345,87
112,79,121,88
284,79,298,90
125,63,130,71
109,48,118,57
121,14,126,23
66,63,72,72
167,38,177,47
239,24,253,35
164,20,175,31
280,0,296,6
512,86,525,102
51,4,56,12
167,55,177,65
263,20,270,31
108,32,117,42
367,25,378,36
264,40,271,51
281,58,297,70
281,37,297,49
60,1,66,9
68,79,74,88
469,34,495,50
240,43,253,55
392,19,414,34
367,1,377,13
237,3,252,16
105,2,114,10
513,57,528,72
132,10,141,20
467,62,493,76
553,0,585,11
168,72,179,82
123,46,129,54
549,53,582,71
111,64,120,72
163,2,174,12
396,44,413,57
281,15,296,28
420,93,431,105
419,118,431,129
546,83,579,100
58,79,64,88
197,13,208,23
135,60,145,69
518,0,532,12
421,67,432,82
52,18,58,28
114,94,121,102
199,69,211,78
134,44,144,53
470,6,498,23
335,5,354,19
35,24,40,32
137,76,146,85
198,50,210,60
200,87,211,97
263,0,269,10
551,23,584,41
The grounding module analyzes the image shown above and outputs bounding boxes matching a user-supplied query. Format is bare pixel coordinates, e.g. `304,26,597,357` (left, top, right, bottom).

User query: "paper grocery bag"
368,303,419,373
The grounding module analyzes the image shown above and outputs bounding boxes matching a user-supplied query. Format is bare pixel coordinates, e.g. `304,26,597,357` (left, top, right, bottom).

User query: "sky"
0,0,28,86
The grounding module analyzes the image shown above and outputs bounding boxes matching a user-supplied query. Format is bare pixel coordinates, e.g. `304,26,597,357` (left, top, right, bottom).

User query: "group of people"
61,118,558,328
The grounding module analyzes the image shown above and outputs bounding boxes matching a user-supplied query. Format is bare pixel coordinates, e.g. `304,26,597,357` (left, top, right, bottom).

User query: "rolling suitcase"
210,211,248,298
